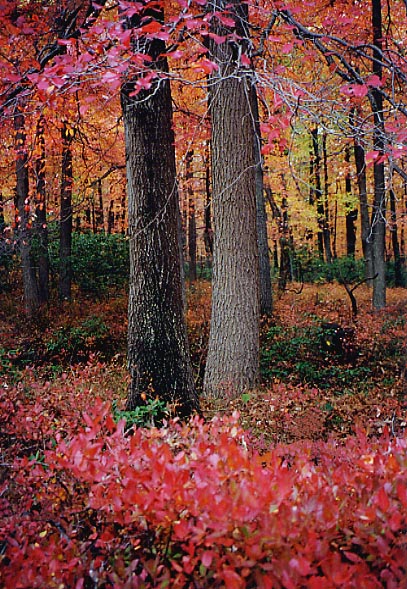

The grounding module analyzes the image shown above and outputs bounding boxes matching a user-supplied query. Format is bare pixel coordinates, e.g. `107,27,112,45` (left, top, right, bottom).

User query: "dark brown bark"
121,1,198,416
311,127,325,260
204,0,259,397
95,179,104,232
203,140,213,265
14,106,41,317
107,200,115,234
59,122,74,301
322,133,333,264
345,146,358,258
34,115,49,304
186,150,197,282
389,188,404,286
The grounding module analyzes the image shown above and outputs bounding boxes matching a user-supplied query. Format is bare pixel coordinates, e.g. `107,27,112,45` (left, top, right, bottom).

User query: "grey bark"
352,110,374,281
371,0,386,308
250,84,273,316
204,0,260,397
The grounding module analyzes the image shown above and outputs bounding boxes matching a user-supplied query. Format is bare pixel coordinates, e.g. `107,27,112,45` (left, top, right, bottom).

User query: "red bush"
1,390,407,589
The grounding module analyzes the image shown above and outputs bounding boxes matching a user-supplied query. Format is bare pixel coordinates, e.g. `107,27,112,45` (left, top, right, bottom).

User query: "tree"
251,84,273,316
204,0,260,397
13,103,41,317
59,121,74,301
120,1,198,416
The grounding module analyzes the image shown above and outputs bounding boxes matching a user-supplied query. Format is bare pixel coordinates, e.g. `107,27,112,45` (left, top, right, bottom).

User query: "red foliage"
1,389,407,589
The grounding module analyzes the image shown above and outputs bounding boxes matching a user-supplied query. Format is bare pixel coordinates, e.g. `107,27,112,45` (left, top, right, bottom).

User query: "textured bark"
59,122,73,301
14,107,41,317
204,0,259,397
121,2,198,416
34,115,49,304
311,127,325,260
352,111,374,281
345,146,358,258
186,150,197,282
389,188,404,287
322,133,333,264
371,0,386,308
203,141,213,265
251,84,272,316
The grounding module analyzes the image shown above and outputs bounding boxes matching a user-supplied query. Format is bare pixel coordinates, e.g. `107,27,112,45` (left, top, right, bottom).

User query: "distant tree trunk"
250,83,273,316
107,200,115,234
370,0,386,308
186,150,197,282
95,179,104,232
311,127,325,260
333,198,338,259
121,1,198,416
59,121,74,301
34,115,49,304
322,133,332,264
345,146,358,257
203,140,213,266
352,109,374,280
204,0,259,397
278,196,292,290
14,105,41,317
0,191,4,229
389,187,404,286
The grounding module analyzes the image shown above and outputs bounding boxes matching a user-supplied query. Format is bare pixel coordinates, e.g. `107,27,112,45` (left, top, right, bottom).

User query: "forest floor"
0,280,406,446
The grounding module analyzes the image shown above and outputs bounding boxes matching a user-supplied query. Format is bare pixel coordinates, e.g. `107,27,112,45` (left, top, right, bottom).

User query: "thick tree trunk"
14,107,41,317
204,0,259,397
370,0,386,308
121,2,198,416
251,84,273,316
59,122,73,301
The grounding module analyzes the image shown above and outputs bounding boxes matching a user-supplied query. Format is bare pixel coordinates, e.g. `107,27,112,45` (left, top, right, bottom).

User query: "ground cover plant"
1,282,407,587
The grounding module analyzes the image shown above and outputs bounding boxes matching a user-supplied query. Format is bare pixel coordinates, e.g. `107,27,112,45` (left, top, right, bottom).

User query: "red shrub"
1,394,407,589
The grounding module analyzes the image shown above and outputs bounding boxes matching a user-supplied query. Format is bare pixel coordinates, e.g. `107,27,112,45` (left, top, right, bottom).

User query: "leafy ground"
1,281,407,588
1,281,406,444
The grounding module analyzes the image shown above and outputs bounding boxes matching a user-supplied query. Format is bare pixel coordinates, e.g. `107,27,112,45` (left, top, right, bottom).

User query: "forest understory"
1,280,406,445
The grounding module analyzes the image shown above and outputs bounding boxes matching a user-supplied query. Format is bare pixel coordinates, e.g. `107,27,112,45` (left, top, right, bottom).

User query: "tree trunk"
250,83,273,316
121,2,198,416
389,188,404,286
186,150,197,282
95,179,104,233
107,199,115,234
370,0,386,308
311,127,325,259
59,122,73,301
345,146,358,257
352,109,374,281
35,115,49,304
203,140,213,266
204,0,259,397
322,133,333,264
14,106,41,317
